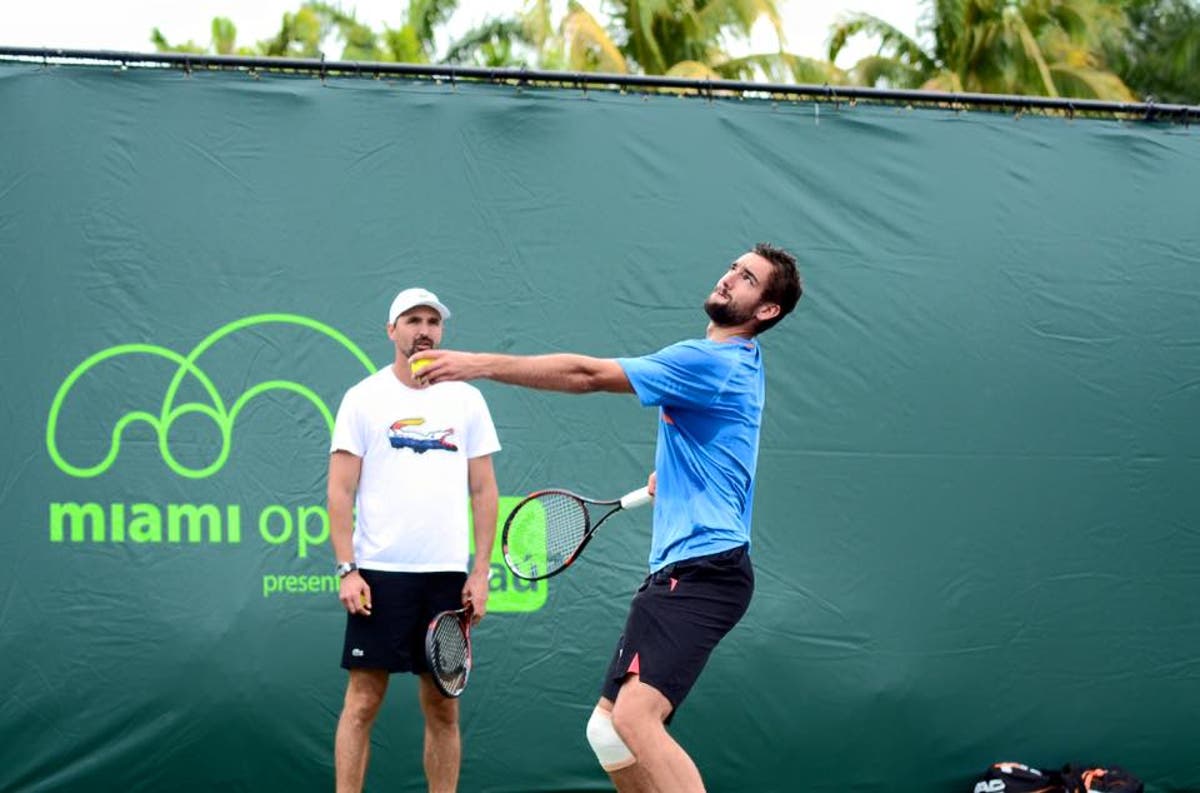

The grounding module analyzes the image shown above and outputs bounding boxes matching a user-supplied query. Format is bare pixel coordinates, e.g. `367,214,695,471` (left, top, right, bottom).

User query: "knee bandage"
585,707,636,771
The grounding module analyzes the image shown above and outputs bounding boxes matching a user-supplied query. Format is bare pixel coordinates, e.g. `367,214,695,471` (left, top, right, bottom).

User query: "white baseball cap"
388,287,451,324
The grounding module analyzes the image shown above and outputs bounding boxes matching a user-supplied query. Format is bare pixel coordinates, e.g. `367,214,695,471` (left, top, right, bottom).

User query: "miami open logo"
44,313,546,609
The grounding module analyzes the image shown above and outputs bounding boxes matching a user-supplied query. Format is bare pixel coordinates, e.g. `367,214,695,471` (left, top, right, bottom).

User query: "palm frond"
407,0,460,50
1049,63,1135,100
624,0,670,74
847,54,927,89
696,0,785,44
931,0,968,64
1112,0,1200,103
665,59,723,79
444,18,533,65
921,69,965,92
150,27,207,54
522,0,556,49
256,6,330,58
717,52,847,85
1010,9,1059,95
562,3,628,73
211,18,238,55
828,12,934,71
383,25,428,64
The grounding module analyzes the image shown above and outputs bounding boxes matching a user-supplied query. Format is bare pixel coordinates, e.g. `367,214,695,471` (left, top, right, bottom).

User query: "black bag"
1060,765,1144,793
973,762,1068,793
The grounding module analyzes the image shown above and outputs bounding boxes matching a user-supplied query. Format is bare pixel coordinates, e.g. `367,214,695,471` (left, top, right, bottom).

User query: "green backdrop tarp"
1,62,1198,792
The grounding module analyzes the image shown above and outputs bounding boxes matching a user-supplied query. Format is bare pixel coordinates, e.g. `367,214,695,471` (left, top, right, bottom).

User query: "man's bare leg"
594,696,657,793
609,676,704,793
418,674,461,793
335,669,390,793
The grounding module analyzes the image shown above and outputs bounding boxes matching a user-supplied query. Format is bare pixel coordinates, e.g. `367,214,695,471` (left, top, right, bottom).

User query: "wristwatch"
335,561,359,578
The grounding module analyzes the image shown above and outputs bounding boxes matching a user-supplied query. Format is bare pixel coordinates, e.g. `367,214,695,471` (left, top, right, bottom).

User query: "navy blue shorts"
341,569,466,673
601,544,754,714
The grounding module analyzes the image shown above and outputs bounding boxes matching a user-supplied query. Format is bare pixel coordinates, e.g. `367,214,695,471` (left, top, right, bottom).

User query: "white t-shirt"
330,366,501,572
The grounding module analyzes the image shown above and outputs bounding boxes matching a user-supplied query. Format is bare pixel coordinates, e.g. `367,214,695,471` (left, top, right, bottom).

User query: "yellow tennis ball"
411,358,432,375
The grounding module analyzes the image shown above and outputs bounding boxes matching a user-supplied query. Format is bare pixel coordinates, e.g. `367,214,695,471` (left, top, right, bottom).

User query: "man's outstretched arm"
413,350,634,394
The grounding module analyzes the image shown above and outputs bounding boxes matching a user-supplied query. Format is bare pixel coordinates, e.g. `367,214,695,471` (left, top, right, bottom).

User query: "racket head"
502,489,592,581
424,606,472,698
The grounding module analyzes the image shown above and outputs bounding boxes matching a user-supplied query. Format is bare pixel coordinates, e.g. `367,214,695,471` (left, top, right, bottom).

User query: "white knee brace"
585,706,636,771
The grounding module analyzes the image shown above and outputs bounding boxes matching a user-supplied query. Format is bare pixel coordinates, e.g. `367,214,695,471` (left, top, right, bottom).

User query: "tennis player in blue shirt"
416,243,802,793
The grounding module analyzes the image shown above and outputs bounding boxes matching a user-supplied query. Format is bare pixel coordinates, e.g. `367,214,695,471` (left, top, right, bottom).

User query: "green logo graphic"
45,313,549,611
46,313,374,479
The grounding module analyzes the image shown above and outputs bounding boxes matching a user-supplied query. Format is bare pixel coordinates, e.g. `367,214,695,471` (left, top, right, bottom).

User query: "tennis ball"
411,358,432,376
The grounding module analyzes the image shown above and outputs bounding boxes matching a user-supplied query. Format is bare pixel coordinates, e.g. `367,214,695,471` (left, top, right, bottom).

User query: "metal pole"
1,46,1197,121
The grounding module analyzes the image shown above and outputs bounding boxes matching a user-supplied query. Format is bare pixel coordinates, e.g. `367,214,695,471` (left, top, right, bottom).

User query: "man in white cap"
328,287,501,793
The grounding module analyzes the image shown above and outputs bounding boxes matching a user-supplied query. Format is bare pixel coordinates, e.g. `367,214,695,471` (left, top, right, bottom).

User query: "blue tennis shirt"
618,337,764,572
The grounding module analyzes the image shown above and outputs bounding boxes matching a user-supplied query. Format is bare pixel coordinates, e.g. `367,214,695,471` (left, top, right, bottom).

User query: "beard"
704,295,755,327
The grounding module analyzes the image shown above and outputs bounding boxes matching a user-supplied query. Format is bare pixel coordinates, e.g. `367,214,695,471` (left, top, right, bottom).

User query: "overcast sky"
2,0,925,67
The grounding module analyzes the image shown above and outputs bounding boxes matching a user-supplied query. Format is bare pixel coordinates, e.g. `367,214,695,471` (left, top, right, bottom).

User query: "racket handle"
620,486,653,510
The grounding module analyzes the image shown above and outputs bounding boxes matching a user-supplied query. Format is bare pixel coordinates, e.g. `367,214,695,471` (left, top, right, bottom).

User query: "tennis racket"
424,604,473,698
502,485,653,581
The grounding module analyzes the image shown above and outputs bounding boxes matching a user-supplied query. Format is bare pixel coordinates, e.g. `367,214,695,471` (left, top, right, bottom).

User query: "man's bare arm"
328,451,361,563
328,450,369,615
413,350,634,394
464,454,499,621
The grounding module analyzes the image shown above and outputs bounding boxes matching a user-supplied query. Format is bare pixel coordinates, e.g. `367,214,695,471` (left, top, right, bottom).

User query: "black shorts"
341,569,466,673
601,544,754,714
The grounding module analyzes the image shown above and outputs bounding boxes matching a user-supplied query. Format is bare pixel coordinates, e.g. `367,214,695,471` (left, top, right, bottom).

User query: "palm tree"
380,0,461,62
152,0,845,85
829,0,1134,100
152,1,462,63
444,0,568,68
558,0,843,82
256,4,340,58
152,17,249,55
1107,0,1200,103
256,0,458,62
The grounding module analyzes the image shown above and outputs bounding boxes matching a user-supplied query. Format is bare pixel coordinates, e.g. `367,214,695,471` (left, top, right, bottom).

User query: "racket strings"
430,616,469,694
508,493,588,578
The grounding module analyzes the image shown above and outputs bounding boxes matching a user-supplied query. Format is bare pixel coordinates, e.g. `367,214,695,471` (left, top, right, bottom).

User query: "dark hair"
753,242,802,333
